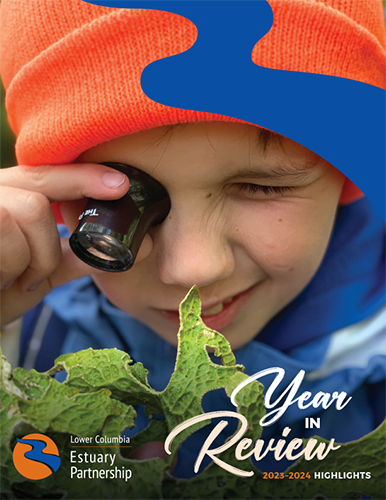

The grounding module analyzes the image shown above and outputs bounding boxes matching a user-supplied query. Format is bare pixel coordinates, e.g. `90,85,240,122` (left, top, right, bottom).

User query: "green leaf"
49,348,162,414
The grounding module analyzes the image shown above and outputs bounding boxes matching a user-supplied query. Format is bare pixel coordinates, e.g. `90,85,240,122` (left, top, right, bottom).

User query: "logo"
13,433,61,480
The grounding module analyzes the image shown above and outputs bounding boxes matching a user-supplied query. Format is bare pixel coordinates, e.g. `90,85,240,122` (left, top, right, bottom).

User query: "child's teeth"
202,302,224,316
224,297,233,304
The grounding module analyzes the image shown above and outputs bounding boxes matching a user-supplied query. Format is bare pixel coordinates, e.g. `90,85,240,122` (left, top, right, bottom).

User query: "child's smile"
158,282,259,331
62,122,345,349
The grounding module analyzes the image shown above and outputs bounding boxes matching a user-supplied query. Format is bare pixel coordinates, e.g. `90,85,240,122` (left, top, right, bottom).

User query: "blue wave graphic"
84,0,385,219
17,438,61,472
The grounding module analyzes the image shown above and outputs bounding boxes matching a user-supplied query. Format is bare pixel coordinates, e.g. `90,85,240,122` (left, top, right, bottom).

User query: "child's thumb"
50,239,94,288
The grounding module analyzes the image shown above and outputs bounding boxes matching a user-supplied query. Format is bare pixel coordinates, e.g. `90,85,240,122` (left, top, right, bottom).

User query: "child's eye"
234,183,294,197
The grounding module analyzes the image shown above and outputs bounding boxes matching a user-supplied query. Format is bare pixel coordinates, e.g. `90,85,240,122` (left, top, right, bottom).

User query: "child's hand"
0,164,129,326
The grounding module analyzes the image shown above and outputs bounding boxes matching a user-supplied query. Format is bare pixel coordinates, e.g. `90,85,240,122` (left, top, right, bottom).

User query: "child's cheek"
231,199,335,286
91,272,142,313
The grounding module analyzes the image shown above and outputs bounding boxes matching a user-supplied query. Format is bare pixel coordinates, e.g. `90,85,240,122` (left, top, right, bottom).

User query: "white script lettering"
230,368,352,426
164,411,341,478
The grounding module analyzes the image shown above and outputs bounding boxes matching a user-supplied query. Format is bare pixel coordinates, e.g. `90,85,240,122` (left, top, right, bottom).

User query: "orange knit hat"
1,0,385,204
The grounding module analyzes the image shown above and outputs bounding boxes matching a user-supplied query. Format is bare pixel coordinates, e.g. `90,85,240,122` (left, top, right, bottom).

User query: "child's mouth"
158,284,258,331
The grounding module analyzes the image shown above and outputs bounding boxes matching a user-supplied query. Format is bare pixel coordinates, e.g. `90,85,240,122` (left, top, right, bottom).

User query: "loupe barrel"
69,163,171,272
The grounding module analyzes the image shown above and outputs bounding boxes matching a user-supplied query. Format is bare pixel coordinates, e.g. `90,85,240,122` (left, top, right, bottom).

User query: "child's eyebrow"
222,160,322,183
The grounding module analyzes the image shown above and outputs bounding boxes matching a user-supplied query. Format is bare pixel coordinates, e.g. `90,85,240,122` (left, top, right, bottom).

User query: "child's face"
64,123,344,349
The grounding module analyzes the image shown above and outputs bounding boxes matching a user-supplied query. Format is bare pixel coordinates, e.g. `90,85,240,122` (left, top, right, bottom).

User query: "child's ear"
339,178,364,205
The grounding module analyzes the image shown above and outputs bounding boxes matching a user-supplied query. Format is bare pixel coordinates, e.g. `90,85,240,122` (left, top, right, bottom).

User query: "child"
0,0,385,477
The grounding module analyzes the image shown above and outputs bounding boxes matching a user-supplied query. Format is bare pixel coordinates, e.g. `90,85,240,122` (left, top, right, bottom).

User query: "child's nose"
157,215,235,288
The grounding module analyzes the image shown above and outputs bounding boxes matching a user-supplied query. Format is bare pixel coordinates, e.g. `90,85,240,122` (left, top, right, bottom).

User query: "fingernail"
27,281,43,292
102,171,126,189
2,280,14,290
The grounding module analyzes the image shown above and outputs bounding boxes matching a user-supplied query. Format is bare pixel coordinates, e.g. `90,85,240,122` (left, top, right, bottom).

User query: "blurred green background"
1,2,386,169
1,81,17,168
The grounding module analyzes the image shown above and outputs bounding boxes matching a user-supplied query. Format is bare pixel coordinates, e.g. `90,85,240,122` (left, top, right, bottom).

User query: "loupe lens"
70,232,134,271
69,163,171,272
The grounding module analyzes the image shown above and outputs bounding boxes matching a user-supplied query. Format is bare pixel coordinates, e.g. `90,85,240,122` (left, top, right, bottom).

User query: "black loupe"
69,162,171,272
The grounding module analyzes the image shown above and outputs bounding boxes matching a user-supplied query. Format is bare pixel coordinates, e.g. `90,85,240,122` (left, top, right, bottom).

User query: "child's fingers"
0,164,129,203
0,285,47,326
0,205,30,289
1,187,62,292
0,239,93,326
49,239,96,289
